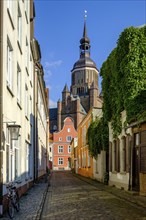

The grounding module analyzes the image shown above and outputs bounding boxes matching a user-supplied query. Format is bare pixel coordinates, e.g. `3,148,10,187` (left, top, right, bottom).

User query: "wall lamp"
6,123,21,140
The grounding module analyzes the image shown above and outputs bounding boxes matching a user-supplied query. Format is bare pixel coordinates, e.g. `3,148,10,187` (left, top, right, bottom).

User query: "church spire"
83,10,88,38
79,10,91,58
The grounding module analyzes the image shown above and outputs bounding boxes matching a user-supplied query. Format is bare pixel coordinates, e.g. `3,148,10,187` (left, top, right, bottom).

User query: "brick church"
50,19,102,133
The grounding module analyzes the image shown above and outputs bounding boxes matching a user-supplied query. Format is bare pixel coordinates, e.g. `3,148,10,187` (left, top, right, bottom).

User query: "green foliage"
87,117,109,157
100,25,146,137
87,25,146,156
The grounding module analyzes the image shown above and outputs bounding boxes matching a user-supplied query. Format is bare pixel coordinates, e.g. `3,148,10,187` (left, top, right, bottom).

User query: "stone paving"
2,176,49,220
41,171,146,220
2,171,146,220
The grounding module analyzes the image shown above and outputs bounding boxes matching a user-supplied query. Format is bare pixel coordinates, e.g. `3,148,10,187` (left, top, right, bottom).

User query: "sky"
34,0,146,108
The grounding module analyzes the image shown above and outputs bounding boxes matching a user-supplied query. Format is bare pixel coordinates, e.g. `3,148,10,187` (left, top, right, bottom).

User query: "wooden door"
132,146,140,190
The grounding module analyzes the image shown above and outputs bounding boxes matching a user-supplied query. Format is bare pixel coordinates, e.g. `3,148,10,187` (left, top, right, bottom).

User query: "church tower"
70,16,102,113
50,14,102,132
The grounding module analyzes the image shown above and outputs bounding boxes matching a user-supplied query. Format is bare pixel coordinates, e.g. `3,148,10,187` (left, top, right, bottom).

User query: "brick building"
53,117,77,170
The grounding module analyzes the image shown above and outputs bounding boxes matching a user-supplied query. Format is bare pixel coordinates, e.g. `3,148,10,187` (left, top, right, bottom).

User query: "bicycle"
6,181,20,219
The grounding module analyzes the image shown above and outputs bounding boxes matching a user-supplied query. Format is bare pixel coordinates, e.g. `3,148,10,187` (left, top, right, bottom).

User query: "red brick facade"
53,117,77,170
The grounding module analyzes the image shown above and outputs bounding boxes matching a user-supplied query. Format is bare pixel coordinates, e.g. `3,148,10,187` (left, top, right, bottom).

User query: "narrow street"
41,171,146,220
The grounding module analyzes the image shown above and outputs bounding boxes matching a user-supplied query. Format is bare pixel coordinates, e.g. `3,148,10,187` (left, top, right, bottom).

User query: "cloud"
44,69,52,78
45,60,63,68
49,99,57,108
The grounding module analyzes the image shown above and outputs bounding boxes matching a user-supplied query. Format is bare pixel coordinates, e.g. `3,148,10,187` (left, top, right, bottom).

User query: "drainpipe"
0,0,3,216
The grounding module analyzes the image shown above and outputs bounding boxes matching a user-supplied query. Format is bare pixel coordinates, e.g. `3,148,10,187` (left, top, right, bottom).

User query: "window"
113,139,120,172
82,126,86,145
7,0,13,17
68,145,71,153
30,96,33,123
58,158,63,165
17,3,22,47
25,84,29,118
67,128,71,132
14,139,20,180
25,142,31,179
66,136,72,142
30,55,33,84
6,145,9,183
17,64,21,104
58,146,63,153
25,37,29,73
7,38,13,91
59,137,62,141
25,0,29,22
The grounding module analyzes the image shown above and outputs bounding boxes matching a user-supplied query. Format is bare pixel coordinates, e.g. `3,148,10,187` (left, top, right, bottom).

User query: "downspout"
0,0,3,216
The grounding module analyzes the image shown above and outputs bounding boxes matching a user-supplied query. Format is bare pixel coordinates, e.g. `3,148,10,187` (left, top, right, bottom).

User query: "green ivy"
87,117,109,157
100,25,146,137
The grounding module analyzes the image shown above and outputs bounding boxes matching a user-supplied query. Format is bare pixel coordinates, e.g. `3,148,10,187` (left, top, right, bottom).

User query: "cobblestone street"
2,178,48,220
41,171,146,220
2,171,146,220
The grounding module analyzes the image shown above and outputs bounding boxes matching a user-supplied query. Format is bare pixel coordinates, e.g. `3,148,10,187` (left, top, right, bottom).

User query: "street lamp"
7,124,21,140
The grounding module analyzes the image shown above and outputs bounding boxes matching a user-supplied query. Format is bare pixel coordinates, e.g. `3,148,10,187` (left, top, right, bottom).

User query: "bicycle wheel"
14,193,20,212
8,199,15,219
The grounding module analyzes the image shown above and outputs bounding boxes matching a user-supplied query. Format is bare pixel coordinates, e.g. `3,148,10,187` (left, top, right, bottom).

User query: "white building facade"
0,0,49,214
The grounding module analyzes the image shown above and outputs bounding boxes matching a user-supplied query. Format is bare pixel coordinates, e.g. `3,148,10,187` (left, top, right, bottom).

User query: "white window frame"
58,146,63,153
30,55,33,84
58,158,63,165
25,0,29,21
13,136,21,180
6,127,10,182
67,128,71,132
25,84,29,118
25,37,29,73
59,137,62,141
7,37,13,91
7,0,13,17
17,63,21,104
17,3,22,47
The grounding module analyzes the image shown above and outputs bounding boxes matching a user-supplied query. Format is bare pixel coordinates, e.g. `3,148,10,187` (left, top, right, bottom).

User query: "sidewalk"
2,175,51,220
74,173,146,210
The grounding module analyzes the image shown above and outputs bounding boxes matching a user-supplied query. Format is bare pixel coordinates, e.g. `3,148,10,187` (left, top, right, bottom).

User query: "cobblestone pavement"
41,171,146,220
2,177,49,220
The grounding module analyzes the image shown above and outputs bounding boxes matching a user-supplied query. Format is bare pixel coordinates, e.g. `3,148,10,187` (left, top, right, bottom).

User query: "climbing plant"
87,25,146,155
87,117,109,158
100,25,146,137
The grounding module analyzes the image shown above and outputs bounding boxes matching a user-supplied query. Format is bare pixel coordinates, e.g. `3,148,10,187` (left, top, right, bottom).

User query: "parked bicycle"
6,181,20,219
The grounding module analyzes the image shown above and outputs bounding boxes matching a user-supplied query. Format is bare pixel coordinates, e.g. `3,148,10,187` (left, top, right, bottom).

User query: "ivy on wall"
101,25,146,137
87,25,146,156
87,117,109,157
